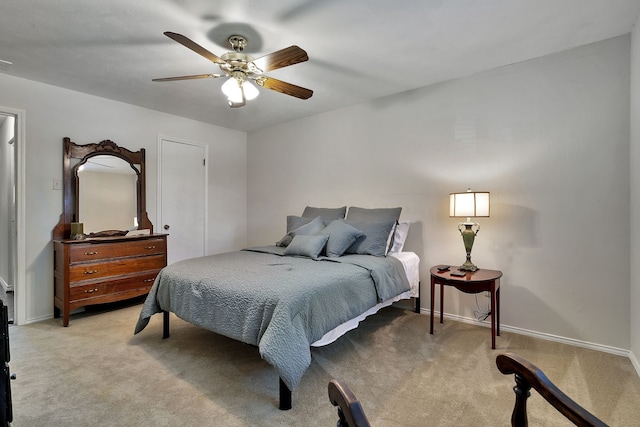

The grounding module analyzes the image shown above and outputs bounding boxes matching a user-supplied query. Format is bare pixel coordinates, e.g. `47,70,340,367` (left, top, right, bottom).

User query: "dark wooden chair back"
328,379,372,427
496,353,608,427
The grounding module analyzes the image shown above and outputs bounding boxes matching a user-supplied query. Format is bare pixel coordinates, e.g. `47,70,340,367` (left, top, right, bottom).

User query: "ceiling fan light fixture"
222,74,259,105
243,80,259,101
222,76,242,102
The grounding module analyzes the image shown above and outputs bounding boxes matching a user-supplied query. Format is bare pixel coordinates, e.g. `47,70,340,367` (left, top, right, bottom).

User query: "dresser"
53,234,167,326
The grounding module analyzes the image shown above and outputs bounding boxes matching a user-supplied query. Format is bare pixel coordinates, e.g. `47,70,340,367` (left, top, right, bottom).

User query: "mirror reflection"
76,155,139,234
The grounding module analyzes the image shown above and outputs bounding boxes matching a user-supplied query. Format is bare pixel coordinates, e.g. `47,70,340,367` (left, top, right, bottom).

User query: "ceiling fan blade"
152,73,223,82
252,46,309,73
256,77,313,100
164,31,226,65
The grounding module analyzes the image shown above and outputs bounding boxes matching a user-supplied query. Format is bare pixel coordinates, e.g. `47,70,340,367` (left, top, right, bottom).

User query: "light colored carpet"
7,300,640,426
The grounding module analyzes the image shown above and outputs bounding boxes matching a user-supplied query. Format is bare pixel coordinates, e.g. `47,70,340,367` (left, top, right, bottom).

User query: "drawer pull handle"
144,246,156,250
84,251,98,255
83,270,98,275
84,288,99,293
143,278,154,283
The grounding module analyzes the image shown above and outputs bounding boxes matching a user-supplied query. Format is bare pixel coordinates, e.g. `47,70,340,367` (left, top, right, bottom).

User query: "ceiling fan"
153,32,313,108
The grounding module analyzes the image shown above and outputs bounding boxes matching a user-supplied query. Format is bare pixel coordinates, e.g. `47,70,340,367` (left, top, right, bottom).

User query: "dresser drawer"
69,271,159,302
68,254,166,282
69,238,167,263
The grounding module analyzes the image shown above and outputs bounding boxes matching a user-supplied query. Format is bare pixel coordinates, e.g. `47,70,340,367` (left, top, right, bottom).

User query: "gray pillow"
321,220,364,258
284,233,329,259
277,216,325,247
346,207,402,223
302,206,347,222
286,215,314,233
344,220,397,257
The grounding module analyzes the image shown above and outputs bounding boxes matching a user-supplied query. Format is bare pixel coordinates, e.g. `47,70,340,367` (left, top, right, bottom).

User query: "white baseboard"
0,276,12,292
24,313,53,325
422,308,637,374
25,307,88,325
629,350,640,378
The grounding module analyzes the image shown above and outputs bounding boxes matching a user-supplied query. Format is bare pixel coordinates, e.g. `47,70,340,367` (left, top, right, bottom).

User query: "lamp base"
457,222,480,272
459,260,478,272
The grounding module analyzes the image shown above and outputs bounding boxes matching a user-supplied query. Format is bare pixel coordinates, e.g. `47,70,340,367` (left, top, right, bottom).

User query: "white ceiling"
1,0,639,133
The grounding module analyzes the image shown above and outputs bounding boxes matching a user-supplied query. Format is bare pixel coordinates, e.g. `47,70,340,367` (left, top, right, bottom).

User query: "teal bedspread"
134,245,409,391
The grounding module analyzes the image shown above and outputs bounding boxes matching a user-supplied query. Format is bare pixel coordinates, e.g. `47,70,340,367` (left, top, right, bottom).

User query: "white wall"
248,36,631,350
0,32,633,352
630,16,640,364
0,73,247,324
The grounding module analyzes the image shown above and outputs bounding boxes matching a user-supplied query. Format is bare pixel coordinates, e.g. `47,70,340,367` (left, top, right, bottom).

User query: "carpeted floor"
7,300,640,426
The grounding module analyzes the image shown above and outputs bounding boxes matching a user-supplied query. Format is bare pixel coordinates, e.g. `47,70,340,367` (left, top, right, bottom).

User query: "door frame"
156,135,208,261
0,106,25,325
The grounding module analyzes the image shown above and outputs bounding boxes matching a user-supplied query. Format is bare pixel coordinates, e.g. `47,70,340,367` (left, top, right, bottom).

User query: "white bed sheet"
389,251,420,298
311,251,420,347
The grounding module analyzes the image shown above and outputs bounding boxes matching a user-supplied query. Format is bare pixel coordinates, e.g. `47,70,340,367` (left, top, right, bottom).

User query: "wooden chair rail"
328,379,372,427
496,353,608,427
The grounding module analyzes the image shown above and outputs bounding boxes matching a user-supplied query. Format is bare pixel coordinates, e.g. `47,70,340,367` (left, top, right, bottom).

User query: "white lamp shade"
243,81,259,100
450,191,490,218
222,78,243,103
222,78,259,103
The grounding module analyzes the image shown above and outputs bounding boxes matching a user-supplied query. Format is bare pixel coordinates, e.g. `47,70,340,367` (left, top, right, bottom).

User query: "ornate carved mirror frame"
53,137,153,240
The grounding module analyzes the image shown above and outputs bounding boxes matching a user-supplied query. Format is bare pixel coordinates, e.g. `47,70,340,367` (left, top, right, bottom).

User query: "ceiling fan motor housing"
228,35,247,52
220,51,256,72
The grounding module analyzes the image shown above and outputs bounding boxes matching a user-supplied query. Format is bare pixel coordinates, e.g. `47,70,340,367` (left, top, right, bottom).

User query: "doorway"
0,116,14,320
0,107,24,324
157,136,208,265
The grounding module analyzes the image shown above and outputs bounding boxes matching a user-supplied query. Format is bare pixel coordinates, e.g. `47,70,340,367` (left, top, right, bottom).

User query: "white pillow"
389,221,410,253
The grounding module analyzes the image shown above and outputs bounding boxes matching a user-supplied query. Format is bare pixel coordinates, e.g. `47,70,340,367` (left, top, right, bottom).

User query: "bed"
134,206,419,409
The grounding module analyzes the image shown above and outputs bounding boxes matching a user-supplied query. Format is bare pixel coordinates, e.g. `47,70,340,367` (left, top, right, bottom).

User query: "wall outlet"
52,179,61,190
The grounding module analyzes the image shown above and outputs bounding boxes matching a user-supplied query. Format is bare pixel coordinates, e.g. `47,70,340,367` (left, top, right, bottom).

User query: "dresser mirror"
76,155,138,234
53,137,153,240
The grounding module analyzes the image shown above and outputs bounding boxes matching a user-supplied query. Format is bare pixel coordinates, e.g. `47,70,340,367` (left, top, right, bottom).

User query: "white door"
158,137,207,265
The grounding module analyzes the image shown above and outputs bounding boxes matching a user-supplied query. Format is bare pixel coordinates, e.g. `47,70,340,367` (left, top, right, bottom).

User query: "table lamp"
449,189,490,272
